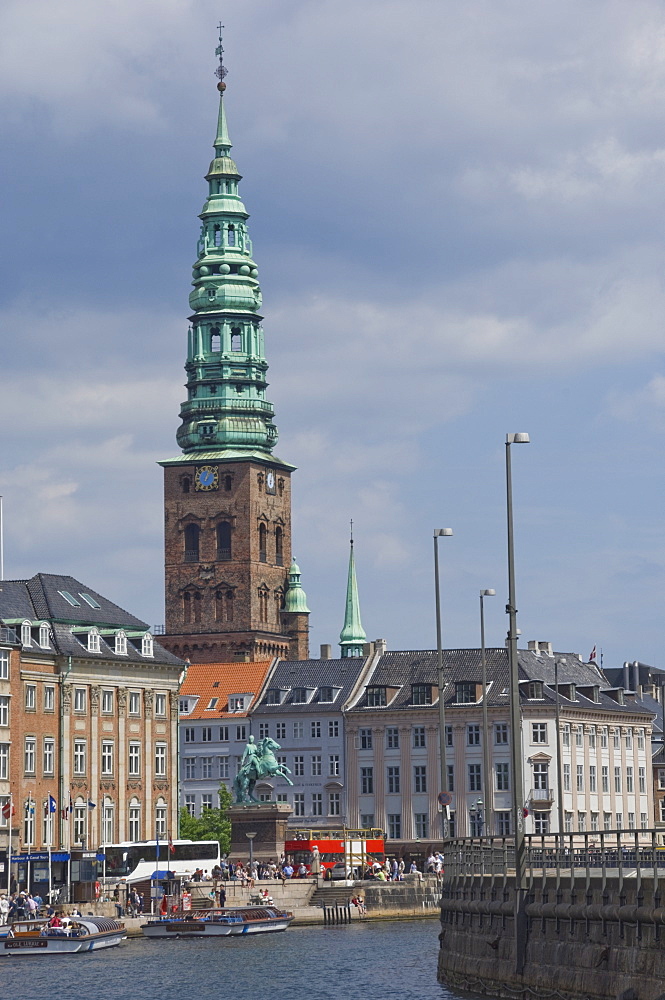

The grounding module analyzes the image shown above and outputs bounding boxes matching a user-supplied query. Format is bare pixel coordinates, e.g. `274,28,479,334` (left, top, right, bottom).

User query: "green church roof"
339,538,366,657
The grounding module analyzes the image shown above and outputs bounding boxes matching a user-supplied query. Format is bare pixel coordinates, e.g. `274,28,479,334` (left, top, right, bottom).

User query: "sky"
2,0,665,670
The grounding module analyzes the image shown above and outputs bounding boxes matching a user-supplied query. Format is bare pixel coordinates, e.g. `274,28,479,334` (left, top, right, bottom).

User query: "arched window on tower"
230,326,242,351
184,524,200,563
274,588,284,622
182,477,191,494
275,526,283,566
183,592,192,623
224,475,232,492
213,224,222,247
215,589,234,623
227,224,236,246
210,326,221,352
217,522,232,561
259,523,267,563
258,587,269,623
193,592,202,623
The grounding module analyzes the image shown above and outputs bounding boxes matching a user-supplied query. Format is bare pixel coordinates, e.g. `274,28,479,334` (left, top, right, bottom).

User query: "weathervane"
215,22,228,89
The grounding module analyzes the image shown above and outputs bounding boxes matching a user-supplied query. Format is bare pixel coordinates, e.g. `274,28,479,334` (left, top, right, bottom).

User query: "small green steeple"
339,529,366,657
174,28,280,459
284,558,310,613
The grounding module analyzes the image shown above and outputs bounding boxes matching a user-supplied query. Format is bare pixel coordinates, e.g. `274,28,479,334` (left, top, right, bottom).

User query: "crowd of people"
0,891,89,923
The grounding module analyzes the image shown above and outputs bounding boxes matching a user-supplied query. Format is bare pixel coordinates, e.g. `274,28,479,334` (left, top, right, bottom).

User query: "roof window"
79,593,101,609
58,591,81,607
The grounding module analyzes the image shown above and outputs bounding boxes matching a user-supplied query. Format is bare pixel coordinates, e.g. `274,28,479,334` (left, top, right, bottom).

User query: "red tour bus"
284,827,385,875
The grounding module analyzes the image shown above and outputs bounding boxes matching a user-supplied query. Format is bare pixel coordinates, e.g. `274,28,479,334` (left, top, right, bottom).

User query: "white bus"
100,839,221,885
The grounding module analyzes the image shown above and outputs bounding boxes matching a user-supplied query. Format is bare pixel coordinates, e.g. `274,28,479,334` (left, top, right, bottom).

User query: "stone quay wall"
439,872,665,1000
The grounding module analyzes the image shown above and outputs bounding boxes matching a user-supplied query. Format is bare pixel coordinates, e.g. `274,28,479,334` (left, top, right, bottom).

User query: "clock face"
266,470,276,494
195,466,219,491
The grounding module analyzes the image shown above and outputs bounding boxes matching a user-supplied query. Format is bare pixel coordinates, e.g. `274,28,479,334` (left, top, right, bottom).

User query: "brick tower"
159,31,309,663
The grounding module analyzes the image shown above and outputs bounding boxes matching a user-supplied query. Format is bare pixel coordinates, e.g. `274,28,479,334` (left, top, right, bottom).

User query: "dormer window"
455,682,478,704
114,631,127,655
21,622,32,647
38,624,50,649
179,698,192,715
527,681,544,700
142,633,154,658
411,684,433,706
87,629,101,653
318,687,335,703
366,686,387,707
265,689,282,705
229,696,245,712
291,688,307,704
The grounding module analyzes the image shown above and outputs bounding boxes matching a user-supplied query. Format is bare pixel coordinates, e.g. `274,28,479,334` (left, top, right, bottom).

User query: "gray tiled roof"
253,657,369,713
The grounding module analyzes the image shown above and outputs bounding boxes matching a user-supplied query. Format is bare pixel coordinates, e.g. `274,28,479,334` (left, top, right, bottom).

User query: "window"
115,631,127,655
638,729,645,751
319,687,334,703
359,728,372,749
563,763,571,791
588,728,596,749
445,726,453,747
312,793,323,816
155,693,166,717
39,623,50,648
329,755,340,777
230,324,241,349
184,795,196,817
361,813,375,829
43,738,55,775
155,802,167,838
616,813,623,830
628,812,635,830
602,766,609,792
388,814,401,839
0,745,7,781
259,723,270,739
495,723,508,745
387,766,400,793
59,590,81,607
265,689,281,705
614,729,620,750
258,523,267,563
534,762,549,791
293,756,304,777
102,690,113,714
184,728,195,743
142,633,154,657
101,741,114,776
0,650,8,680
496,762,510,791
275,526,283,566
562,724,570,748
639,767,646,793
74,688,86,713
604,812,612,831
21,622,32,647
201,794,213,812
217,522,232,561
155,744,168,777
328,719,339,738
456,682,477,703
626,729,633,750
411,684,432,705
600,727,608,748
415,813,428,838
414,765,427,793
576,727,583,748
361,767,374,794
413,726,426,748
87,630,101,653
44,686,54,712
128,742,141,777
591,812,599,832
497,812,511,836
468,764,482,792
467,724,481,746
236,725,246,741
184,523,200,562
641,813,649,830
626,766,634,793
0,697,8,728
73,739,86,775
532,723,547,744
366,687,387,707
614,766,621,793
129,692,141,715
311,755,322,776
210,327,221,352
534,812,549,835
184,758,195,779
294,793,305,817
293,722,304,739
387,728,399,749
576,764,584,792
43,806,54,847
276,723,286,740
311,721,321,739
589,765,597,792
23,802,35,846
201,727,212,742
328,792,341,816
447,764,454,792
25,685,36,711
128,803,141,840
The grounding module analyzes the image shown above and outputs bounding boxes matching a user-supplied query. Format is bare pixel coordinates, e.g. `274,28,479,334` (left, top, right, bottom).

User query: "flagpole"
27,792,32,895
6,793,12,896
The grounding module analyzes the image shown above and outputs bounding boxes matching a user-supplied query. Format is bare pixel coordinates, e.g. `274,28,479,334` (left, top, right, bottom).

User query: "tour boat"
0,916,126,955
141,905,293,938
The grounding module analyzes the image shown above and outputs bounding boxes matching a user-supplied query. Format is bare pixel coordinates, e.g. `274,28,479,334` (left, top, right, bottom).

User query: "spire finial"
215,22,228,92
350,518,354,546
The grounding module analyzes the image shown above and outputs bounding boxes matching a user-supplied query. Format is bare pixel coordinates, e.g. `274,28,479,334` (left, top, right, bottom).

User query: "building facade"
159,38,309,664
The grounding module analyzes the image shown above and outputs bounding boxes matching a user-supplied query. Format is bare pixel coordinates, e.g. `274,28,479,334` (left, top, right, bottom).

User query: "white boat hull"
142,907,293,938
0,917,126,956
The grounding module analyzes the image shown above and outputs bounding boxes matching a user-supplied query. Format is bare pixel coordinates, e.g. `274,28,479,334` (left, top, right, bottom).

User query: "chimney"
374,638,387,656
528,640,539,653
320,644,332,660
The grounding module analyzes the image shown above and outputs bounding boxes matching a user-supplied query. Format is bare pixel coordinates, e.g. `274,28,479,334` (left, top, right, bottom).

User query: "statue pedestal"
228,803,293,862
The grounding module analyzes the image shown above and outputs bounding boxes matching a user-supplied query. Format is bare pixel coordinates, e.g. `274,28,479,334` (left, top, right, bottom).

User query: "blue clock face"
195,466,218,491
200,470,214,486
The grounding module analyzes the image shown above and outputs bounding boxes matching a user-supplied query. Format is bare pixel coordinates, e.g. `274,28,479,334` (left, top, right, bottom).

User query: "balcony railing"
184,550,199,563
217,548,231,561
530,787,554,806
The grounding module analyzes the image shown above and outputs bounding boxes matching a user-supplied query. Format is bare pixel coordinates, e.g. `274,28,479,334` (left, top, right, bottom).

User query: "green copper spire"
284,558,310,613
175,30,279,458
339,530,366,657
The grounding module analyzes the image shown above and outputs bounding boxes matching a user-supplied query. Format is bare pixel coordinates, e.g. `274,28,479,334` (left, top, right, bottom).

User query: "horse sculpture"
233,736,294,804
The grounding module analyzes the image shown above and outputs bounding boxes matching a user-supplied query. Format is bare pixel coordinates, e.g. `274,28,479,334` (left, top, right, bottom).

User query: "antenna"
215,22,228,88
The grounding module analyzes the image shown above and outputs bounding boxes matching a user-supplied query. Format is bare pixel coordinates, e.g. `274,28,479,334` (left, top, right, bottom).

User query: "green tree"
179,785,232,854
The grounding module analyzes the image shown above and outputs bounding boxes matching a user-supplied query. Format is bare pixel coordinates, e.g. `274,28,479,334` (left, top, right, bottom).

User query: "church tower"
159,32,309,663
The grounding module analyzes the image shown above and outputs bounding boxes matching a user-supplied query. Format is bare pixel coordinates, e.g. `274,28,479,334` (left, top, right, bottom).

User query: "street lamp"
480,589,495,837
474,798,484,836
505,432,529,975
434,528,453,840
245,831,257,870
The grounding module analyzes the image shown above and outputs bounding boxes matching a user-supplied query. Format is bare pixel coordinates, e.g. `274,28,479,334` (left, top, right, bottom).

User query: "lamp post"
434,528,453,840
505,432,529,974
480,589,495,837
245,831,257,871
474,798,484,836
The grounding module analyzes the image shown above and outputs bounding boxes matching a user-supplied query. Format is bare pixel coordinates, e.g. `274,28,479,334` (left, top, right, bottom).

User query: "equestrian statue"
233,735,294,804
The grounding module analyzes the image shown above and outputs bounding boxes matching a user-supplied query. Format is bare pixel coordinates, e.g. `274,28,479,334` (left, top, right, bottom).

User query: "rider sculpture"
233,736,293,804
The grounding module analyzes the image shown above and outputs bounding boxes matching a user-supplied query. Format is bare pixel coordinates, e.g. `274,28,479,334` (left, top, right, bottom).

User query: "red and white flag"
168,833,175,855
2,799,15,820
589,645,597,662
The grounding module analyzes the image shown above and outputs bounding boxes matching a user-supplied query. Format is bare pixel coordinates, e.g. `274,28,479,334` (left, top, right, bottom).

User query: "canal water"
3,919,485,1000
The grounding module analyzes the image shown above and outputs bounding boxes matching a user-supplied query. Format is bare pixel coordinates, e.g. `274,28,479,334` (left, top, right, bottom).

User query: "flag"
62,793,73,820
168,833,175,855
48,795,57,814
87,800,96,810
589,645,597,662
2,800,14,820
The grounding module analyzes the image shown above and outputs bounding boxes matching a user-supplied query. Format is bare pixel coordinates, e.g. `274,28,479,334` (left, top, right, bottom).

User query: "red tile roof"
179,660,273,719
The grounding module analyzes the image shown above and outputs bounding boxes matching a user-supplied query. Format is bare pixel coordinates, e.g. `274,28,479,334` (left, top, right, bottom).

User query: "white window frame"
43,738,55,775
73,739,86,775
155,743,167,778
114,631,127,655
128,742,141,777
101,741,114,776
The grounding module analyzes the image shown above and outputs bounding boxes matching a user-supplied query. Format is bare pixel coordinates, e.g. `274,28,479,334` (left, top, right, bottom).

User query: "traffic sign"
438,791,452,806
